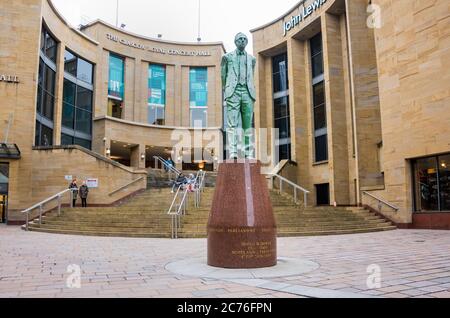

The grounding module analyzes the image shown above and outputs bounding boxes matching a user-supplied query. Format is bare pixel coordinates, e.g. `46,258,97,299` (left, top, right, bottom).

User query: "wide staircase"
27,189,175,238
27,182,396,238
179,190,396,238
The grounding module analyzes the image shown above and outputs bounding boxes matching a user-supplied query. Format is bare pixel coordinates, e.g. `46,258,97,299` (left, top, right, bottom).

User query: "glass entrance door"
413,154,450,212
0,163,9,223
0,195,7,224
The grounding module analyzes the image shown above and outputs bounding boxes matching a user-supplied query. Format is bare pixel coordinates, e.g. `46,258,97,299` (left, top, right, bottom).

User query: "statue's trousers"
226,84,255,158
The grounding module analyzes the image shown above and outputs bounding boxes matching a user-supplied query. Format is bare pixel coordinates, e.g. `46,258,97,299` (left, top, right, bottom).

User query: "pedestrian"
69,179,78,207
165,157,175,172
79,181,89,208
171,173,187,193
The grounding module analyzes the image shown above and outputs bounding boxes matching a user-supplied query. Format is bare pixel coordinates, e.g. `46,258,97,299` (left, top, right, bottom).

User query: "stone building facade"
251,0,450,229
0,0,224,223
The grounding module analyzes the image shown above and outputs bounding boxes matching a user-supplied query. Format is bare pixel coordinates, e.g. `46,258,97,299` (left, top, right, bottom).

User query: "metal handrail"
270,173,310,207
153,156,181,177
362,191,399,212
109,177,144,196
167,170,207,239
21,188,74,231
194,170,206,208
167,185,189,239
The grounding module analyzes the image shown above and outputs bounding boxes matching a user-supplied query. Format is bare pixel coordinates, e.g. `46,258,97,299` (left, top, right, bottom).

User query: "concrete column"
286,37,309,192
207,67,216,128
95,50,109,118
165,65,176,126
123,57,136,121
345,0,383,200
322,13,350,205
53,43,66,146
136,59,146,123
173,65,183,127
130,144,146,169
181,67,190,127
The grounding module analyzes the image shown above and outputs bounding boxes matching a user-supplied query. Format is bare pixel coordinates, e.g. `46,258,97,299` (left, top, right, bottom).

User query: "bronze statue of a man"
221,32,256,159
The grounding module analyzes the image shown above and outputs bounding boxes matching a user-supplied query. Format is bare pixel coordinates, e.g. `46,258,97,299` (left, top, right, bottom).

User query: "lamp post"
116,0,119,27
197,0,201,42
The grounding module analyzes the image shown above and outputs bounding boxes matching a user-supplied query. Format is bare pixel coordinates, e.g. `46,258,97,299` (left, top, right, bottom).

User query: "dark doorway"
0,163,9,224
316,183,330,206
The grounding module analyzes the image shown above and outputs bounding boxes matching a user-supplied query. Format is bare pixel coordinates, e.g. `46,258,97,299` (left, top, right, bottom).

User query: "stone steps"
28,180,396,238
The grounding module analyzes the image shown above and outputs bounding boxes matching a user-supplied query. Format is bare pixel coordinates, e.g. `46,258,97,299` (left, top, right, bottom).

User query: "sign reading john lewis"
106,33,212,56
283,0,328,36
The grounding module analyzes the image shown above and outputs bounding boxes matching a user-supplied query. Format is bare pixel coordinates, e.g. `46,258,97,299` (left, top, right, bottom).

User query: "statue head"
234,33,248,52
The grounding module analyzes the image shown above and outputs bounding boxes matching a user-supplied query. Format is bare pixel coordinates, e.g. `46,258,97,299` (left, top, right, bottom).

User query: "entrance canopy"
0,143,21,159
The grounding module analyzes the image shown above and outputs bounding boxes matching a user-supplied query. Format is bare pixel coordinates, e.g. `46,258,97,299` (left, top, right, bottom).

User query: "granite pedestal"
207,160,277,269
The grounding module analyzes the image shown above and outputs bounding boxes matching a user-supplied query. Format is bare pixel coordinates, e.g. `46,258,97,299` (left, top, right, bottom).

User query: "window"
310,33,328,162
41,28,57,63
108,53,124,100
64,50,94,84
190,67,208,127
413,154,450,212
35,26,57,147
108,99,123,119
148,64,166,125
61,50,94,149
35,121,53,147
272,53,291,161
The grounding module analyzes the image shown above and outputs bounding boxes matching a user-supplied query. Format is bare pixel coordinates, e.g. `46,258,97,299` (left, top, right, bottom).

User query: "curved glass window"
190,67,208,127
61,50,94,150
310,33,328,163
64,50,93,84
36,26,57,146
108,54,125,100
148,64,166,125
272,52,291,161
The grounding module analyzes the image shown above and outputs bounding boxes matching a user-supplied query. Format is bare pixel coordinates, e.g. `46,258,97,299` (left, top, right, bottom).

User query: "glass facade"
61,50,94,149
190,67,208,127
310,33,328,163
36,27,57,147
108,54,124,99
64,50,93,84
272,52,291,161
148,64,166,125
414,154,450,212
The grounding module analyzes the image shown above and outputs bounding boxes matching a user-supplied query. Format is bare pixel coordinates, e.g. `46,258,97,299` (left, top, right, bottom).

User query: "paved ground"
1,225,450,298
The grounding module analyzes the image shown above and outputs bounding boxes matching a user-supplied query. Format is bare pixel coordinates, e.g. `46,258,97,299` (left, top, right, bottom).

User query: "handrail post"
279,178,283,194
294,188,297,204
39,205,43,225
70,190,74,208
57,195,61,217
304,192,308,207
25,213,29,231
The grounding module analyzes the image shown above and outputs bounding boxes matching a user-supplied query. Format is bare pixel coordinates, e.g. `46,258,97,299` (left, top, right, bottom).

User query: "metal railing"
269,174,310,207
194,170,207,208
109,177,144,196
167,170,207,239
362,191,399,213
167,185,189,239
153,156,181,179
21,189,75,231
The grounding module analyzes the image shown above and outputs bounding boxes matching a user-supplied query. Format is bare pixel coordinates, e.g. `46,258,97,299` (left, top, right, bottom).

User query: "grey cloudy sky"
52,0,299,53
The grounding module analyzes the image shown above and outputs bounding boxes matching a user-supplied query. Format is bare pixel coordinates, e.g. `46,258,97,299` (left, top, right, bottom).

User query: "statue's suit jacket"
221,50,257,101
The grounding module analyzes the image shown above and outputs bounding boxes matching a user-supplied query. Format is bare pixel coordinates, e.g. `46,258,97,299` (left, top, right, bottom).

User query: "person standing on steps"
69,179,78,207
79,181,89,208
